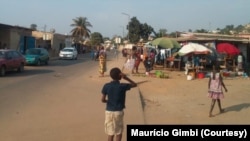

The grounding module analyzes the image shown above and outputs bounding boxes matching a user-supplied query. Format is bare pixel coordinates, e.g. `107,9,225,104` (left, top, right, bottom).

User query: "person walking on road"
99,46,107,77
132,47,142,74
101,67,137,141
208,65,228,117
143,56,151,76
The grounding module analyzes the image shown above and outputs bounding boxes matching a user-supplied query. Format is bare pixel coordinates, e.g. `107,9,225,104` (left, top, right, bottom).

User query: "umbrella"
151,37,181,49
178,43,212,56
216,43,240,56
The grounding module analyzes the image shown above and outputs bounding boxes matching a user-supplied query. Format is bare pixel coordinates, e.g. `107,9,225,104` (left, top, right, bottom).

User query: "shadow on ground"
225,102,250,112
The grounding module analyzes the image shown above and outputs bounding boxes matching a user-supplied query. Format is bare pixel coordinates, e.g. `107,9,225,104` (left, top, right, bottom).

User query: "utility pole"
121,12,130,42
43,24,47,48
44,24,47,32
120,26,124,38
43,24,47,40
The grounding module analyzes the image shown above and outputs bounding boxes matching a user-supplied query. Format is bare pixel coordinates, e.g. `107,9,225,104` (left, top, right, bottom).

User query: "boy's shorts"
104,110,124,135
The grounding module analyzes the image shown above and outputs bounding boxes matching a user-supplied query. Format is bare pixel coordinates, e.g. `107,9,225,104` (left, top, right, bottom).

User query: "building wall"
1,24,68,57
9,30,20,50
51,34,66,56
0,25,33,50
0,28,10,48
32,31,67,57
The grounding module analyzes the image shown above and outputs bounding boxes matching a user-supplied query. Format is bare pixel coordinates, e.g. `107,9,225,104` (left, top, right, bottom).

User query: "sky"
1,0,250,38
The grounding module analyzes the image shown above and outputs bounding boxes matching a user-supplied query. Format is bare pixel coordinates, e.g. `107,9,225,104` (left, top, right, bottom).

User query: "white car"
59,47,78,60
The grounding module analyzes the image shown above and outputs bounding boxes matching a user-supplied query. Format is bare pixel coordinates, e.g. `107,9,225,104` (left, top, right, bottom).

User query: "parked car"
59,47,78,60
25,48,49,65
0,49,26,76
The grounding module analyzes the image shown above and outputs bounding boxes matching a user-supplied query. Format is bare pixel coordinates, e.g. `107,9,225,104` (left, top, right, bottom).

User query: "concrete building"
0,23,72,57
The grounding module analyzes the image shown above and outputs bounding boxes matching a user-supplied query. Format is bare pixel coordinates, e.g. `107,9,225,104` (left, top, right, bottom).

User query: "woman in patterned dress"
99,47,106,77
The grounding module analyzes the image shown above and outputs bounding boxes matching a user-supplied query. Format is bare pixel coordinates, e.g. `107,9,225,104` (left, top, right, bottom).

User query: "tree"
159,29,167,37
30,24,37,30
140,23,154,41
70,17,92,42
245,24,250,33
195,29,209,33
103,37,110,42
128,17,141,43
168,32,177,38
234,25,244,34
219,24,234,34
152,29,168,38
90,32,104,47
128,17,155,43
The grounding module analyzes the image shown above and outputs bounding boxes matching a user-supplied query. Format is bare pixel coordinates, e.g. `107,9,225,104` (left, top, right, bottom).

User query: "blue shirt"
194,56,200,66
102,81,131,111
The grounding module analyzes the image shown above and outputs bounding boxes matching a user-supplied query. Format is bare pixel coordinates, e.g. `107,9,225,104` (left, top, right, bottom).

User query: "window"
12,51,21,58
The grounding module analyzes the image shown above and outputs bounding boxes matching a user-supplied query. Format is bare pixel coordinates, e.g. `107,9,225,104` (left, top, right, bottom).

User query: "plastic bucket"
197,72,205,79
187,75,193,80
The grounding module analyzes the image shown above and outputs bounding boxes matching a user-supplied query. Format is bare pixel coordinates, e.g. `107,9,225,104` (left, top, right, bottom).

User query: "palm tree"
70,17,92,41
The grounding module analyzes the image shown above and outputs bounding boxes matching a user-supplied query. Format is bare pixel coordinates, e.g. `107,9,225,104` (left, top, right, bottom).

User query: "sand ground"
122,60,250,124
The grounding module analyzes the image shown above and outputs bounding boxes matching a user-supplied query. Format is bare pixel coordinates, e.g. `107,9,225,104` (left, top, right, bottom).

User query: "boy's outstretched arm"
121,73,137,88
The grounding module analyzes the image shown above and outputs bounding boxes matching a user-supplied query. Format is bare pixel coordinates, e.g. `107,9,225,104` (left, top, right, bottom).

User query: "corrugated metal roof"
175,33,249,43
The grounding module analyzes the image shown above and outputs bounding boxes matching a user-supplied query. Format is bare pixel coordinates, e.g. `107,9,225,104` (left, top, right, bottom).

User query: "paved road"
0,52,144,141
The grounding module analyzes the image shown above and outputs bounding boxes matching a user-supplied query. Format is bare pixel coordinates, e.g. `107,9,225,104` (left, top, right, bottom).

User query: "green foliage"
69,15,249,44
219,25,234,34
168,32,178,38
158,23,250,37
70,17,92,40
128,17,141,43
155,70,169,79
128,17,155,43
140,23,154,41
103,37,110,41
90,32,104,46
195,29,209,33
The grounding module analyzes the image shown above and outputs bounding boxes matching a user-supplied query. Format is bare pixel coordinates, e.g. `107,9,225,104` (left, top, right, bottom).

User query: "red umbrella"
216,43,240,56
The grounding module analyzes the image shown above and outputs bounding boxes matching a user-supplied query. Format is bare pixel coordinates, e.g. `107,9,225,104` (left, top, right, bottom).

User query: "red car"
0,49,26,76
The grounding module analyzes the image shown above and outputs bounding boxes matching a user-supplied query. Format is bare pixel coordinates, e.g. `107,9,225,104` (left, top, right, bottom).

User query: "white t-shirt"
237,55,243,63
